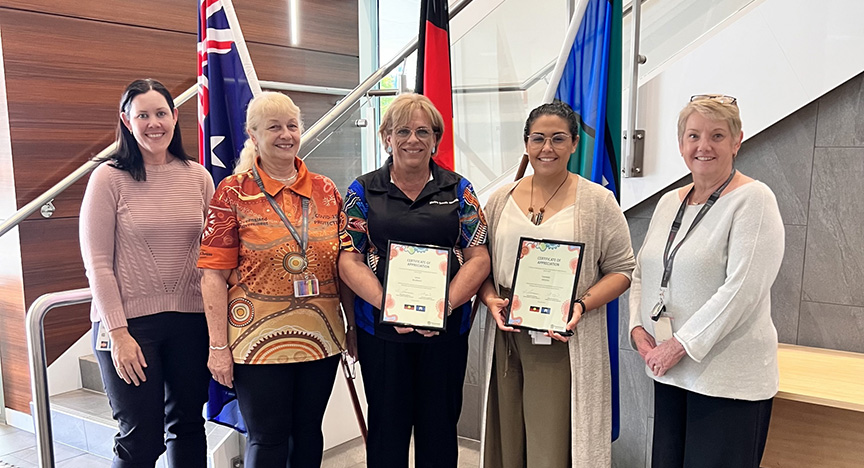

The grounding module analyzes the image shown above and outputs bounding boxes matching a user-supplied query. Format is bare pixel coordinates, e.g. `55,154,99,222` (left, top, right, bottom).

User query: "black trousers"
652,381,773,468
357,329,470,468
232,355,339,468
93,312,210,468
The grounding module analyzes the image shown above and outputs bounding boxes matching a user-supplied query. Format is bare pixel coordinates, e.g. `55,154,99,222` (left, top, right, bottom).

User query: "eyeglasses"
527,133,573,150
690,94,738,106
394,127,435,140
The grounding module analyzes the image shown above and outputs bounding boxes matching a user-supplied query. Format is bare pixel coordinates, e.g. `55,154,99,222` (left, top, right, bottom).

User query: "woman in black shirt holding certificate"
339,93,490,468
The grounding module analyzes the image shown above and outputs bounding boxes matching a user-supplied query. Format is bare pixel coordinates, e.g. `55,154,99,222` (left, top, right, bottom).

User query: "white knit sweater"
629,181,784,400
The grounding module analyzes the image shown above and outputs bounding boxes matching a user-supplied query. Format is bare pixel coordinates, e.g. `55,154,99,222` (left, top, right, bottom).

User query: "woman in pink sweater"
80,79,215,468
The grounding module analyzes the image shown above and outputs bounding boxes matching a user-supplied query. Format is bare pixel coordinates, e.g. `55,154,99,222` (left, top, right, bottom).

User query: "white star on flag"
210,135,226,168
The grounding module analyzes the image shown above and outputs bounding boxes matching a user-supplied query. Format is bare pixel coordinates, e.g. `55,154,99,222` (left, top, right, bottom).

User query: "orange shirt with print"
198,158,346,364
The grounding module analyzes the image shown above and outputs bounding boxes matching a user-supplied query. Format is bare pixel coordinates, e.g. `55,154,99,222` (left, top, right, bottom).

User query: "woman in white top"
477,101,635,467
629,95,784,468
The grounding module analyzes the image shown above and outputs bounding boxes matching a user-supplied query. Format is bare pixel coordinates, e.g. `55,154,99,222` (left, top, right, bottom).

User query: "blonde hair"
378,94,445,148
234,92,303,174
677,98,742,143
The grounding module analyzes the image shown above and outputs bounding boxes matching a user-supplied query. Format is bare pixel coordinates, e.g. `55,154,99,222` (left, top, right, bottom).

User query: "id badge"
95,322,112,351
654,317,673,343
293,273,320,298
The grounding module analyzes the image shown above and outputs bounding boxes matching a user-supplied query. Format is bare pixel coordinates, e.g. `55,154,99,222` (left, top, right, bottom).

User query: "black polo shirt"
341,157,487,343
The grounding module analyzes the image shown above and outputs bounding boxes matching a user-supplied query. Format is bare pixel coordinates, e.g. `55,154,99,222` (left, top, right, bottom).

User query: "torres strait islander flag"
544,0,624,441
415,0,455,171
198,0,262,185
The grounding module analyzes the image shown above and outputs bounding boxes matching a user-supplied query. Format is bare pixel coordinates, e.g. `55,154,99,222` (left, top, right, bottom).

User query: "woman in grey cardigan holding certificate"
477,101,635,467
629,95,784,468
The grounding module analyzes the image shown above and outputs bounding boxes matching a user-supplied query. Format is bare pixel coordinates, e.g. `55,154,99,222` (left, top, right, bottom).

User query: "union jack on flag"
197,0,260,434
197,0,261,185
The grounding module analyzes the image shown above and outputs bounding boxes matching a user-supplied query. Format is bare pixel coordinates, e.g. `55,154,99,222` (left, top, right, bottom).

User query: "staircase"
44,355,240,468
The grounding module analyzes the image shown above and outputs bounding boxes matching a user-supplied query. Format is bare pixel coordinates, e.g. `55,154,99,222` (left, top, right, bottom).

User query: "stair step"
78,354,104,394
47,389,238,466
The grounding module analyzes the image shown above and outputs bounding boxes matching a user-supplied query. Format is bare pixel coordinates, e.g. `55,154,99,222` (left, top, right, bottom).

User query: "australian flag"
197,0,260,433
198,0,261,185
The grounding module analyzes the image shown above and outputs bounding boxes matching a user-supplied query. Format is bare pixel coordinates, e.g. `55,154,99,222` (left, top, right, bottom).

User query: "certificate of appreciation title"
507,237,585,333
380,241,451,331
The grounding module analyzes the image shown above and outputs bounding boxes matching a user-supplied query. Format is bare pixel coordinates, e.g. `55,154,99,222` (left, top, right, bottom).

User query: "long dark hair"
109,79,193,181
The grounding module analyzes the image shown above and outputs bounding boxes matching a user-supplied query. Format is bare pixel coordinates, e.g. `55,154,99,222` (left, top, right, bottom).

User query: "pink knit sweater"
80,158,215,330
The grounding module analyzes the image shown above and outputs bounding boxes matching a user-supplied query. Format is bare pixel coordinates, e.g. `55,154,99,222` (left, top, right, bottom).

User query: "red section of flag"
416,0,454,171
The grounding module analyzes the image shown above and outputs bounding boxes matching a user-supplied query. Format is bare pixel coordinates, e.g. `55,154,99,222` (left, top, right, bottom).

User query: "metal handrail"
0,86,197,238
298,0,474,150
0,78,370,239
26,288,93,468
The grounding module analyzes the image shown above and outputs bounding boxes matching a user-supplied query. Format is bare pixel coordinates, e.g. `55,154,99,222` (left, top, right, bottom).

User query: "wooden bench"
761,344,864,468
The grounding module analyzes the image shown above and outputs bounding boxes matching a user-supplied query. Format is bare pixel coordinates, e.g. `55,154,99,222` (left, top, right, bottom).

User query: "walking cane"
341,354,368,443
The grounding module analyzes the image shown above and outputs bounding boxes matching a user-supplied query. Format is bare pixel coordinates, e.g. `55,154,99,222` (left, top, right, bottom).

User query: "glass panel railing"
303,0,571,194
449,0,571,191
623,0,756,80
300,96,377,194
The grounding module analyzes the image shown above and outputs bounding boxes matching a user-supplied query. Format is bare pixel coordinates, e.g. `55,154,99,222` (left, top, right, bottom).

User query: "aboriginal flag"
415,0,455,171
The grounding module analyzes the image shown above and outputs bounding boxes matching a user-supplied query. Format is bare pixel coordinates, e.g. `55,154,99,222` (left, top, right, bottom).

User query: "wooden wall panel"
0,0,359,55
2,8,358,218
0,218,91,412
0,0,358,414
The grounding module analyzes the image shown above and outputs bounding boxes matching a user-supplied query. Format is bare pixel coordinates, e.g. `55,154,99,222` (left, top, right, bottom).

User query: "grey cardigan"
479,176,635,467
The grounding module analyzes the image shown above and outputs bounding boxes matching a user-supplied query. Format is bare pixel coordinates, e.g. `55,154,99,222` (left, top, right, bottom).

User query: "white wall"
621,0,864,209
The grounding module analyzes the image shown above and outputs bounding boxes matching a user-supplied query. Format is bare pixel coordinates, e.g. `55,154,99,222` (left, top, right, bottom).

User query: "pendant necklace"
528,174,569,225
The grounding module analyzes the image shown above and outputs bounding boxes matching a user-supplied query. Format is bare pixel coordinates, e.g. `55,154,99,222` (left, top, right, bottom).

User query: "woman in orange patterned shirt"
198,92,352,467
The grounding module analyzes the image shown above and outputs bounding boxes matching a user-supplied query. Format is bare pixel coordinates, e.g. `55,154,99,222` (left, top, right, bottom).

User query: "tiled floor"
0,424,110,468
321,436,480,468
0,422,480,468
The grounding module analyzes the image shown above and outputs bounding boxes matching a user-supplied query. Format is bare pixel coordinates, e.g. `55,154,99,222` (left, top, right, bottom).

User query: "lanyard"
252,164,309,256
660,169,736,288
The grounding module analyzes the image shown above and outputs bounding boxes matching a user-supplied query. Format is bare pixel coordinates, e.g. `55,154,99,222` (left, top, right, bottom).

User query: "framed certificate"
506,237,585,334
380,241,451,331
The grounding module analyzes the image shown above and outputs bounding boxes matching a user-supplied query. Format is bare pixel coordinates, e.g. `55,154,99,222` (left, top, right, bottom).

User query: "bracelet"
574,298,587,316
209,344,229,351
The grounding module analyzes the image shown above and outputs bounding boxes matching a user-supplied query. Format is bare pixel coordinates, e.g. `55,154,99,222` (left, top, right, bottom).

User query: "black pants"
652,381,773,468
232,355,339,468
93,312,210,468
358,329,470,468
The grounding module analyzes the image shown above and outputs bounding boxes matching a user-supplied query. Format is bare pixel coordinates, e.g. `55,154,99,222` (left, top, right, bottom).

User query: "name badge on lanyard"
650,169,736,337
252,165,319,298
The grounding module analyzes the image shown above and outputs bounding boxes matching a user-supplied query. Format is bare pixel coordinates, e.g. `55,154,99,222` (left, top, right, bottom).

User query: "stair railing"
26,288,93,468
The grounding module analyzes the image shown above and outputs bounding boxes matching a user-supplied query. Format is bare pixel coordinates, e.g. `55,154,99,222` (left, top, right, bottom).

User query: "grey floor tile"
56,453,113,467
0,453,38,468
320,436,480,468
6,442,86,463
0,431,36,457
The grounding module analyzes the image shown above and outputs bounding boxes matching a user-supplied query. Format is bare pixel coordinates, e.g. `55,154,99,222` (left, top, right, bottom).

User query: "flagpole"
542,0,591,104
219,0,262,95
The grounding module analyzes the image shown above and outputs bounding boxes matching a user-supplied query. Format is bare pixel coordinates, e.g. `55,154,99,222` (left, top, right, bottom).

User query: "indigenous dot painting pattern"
199,159,346,364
